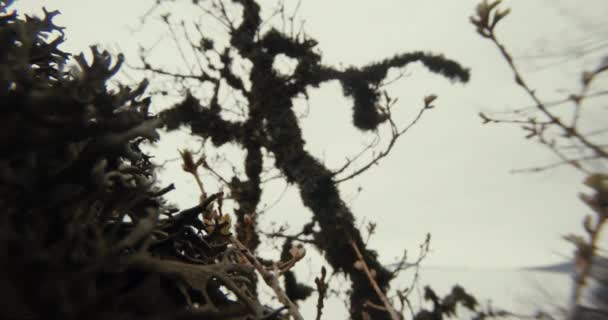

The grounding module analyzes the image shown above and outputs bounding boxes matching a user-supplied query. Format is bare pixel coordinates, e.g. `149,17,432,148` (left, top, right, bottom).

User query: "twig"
335,99,431,184
134,62,216,83
491,90,608,115
262,232,316,245
482,12,608,159
181,21,205,75
332,134,380,177
201,160,230,185
231,237,304,320
471,1,608,175
397,290,415,320
351,240,400,320
215,0,236,31
390,233,430,278
197,1,233,31
161,14,194,75
314,266,328,320
571,175,608,303
256,180,289,215
152,183,176,197
509,156,599,174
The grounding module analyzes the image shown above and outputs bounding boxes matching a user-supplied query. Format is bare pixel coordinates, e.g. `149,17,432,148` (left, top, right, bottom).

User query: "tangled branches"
0,5,276,319
149,1,469,318
0,1,475,319
472,0,608,174
471,1,608,318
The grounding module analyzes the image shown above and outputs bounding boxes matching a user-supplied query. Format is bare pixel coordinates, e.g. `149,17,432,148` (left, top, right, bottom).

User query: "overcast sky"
14,0,608,272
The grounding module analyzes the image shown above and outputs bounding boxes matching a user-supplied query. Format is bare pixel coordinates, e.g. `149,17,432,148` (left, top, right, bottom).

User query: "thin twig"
314,266,328,320
162,14,194,75
492,90,608,115
335,105,429,184
486,27,608,159
231,237,304,320
509,156,599,174
351,240,400,320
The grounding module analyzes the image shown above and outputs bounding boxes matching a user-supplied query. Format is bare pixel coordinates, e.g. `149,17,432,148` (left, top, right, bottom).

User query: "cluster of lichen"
0,3,266,319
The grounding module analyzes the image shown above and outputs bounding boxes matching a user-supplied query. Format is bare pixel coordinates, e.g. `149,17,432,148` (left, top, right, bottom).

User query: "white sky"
14,0,608,273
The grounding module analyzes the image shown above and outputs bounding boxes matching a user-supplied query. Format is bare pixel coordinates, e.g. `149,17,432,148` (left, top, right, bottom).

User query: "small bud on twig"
424,94,437,109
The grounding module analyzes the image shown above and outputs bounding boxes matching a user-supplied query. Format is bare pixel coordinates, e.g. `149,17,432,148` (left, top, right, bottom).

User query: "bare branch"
476,8,608,159
351,240,400,320
314,266,328,320
231,237,304,320
335,99,431,184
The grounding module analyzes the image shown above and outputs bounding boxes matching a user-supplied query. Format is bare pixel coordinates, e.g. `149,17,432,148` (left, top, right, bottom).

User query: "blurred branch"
471,0,608,174
471,2,608,317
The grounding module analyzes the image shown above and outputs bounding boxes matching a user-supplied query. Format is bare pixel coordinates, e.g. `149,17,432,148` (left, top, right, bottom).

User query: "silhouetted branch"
351,240,400,320
335,95,435,184
314,266,328,320
140,1,469,318
232,236,304,320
